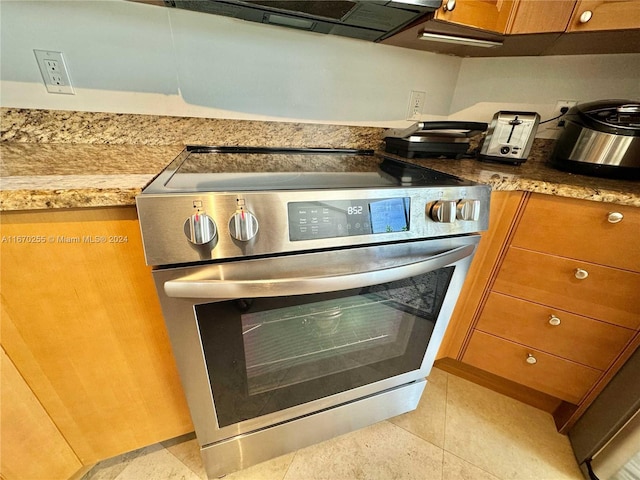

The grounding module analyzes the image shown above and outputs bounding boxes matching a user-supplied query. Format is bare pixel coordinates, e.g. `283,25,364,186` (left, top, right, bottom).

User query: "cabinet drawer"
463,331,601,404
494,248,640,330
511,195,640,272
476,292,634,370
434,0,515,33
567,0,640,32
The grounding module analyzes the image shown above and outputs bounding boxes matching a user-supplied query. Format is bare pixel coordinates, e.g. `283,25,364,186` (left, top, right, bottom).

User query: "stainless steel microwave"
159,0,441,41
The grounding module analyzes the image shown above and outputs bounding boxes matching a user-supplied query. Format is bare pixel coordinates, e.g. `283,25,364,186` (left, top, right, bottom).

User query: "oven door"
153,235,479,446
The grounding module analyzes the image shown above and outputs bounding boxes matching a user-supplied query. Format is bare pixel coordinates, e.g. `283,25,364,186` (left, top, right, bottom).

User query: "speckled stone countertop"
0,143,185,210
1,108,639,211
387,140,640,207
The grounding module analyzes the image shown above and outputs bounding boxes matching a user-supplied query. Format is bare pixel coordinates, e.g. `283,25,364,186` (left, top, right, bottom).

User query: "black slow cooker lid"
567,99,640,136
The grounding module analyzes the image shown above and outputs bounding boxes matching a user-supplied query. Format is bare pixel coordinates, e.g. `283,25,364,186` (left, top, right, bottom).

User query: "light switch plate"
34,49,75,95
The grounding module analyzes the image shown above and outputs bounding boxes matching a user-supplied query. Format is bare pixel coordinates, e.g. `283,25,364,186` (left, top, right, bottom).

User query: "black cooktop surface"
146,146,476,193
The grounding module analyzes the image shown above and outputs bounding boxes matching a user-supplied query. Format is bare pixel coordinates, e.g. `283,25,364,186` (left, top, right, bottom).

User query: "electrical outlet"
34,50,74,95
407,90,426,121
548,100,578,129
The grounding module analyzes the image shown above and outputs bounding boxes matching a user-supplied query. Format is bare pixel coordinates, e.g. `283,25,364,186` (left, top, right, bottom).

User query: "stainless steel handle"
548,315,561,326
526,354,537,365
607,212,624,224
164,243,475,299
575,268,589,280
617,104,640,114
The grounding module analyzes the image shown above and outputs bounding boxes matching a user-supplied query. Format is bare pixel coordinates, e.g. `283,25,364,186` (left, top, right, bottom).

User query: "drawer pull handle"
443,0,456,12
575,268,589,280
549,315,561,326
579,10,593,23
607,212,624,224
526,354,537,365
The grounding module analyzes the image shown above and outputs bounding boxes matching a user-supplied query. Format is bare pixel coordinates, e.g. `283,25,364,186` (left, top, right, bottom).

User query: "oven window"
196,267,454,428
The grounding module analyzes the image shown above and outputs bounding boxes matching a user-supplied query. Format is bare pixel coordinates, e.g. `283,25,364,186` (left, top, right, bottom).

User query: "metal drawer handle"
443,0,456,12
607,212,624,224
526,354,537,365
575,268,589,280
579,10,593,23
548,315,561,326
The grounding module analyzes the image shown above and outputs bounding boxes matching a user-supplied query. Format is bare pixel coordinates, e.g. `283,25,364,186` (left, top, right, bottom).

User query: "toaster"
478,111,540,165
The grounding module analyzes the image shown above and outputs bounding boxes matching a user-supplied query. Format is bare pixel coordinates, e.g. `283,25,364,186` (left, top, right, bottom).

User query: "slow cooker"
550,99,640,179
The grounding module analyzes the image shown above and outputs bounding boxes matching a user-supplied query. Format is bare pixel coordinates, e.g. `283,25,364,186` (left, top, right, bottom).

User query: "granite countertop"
1,108,639,211
391,143,640,207
2,140,639,211
0,143,184,211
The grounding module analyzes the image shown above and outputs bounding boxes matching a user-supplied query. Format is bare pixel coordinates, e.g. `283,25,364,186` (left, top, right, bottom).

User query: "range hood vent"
162,0,441,42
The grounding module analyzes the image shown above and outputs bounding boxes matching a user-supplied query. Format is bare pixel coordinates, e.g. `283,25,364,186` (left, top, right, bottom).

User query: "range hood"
159,0,442,42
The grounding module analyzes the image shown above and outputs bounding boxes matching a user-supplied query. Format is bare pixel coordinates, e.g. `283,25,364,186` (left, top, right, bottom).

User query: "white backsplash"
0,1,638,133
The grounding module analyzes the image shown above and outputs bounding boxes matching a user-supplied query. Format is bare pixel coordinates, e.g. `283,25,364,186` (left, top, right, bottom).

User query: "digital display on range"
288,198,410,241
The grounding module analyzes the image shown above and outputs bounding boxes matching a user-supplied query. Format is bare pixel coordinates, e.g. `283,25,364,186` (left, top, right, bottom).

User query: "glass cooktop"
146,146,475,193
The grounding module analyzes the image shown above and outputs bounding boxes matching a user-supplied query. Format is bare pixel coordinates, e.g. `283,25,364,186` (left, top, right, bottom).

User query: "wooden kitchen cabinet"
434,0,576,34
434,0,516,34
508,0,578,33
382,0,639,55
0,206,193,473
1,348,84,480
567,0,640,32
437,192,640,432
476,292,634,371
464,330,602,404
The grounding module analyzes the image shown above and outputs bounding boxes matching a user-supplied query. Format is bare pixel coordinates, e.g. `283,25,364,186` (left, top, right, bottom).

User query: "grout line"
387,418,445,452
445,451,502,480
163,441,207,480
280,450,298,480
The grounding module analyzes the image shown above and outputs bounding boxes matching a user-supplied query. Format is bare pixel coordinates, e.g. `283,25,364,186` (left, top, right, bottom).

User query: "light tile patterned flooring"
82,368,584,480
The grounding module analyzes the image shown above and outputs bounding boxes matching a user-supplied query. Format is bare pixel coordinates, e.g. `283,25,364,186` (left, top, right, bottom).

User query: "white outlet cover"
407,90,426,121
34,49,75,95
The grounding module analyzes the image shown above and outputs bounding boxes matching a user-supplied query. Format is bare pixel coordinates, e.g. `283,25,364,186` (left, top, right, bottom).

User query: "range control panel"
136,186,491,266
288,198,410,241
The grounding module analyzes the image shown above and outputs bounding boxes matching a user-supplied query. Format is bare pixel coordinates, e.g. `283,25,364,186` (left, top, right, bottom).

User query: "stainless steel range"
136,146,491,478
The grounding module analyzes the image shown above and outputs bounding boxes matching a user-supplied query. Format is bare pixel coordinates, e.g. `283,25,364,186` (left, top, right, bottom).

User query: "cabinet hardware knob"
443,0,456,12
549,315,561,326
579,10,593,23
607,212,624,224
574,268,589,280
526,354,537,365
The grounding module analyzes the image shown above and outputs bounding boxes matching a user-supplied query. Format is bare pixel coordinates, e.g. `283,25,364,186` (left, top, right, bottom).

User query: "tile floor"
81,368,584,480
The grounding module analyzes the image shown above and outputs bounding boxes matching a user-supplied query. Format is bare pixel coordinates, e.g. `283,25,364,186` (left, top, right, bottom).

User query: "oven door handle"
163,243,474,299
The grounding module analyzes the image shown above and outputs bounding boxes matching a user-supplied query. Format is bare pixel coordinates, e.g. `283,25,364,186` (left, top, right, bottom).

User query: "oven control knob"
229,210,259,241
457,199,481,221
430,200,457,223
184,213,217,245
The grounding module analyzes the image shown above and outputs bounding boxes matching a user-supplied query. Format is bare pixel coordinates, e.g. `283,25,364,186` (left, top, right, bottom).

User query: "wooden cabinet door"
567,0,640,31
476,292,634,370
0,207,193,465
508,0,577,33
494,248,640,330
1,348,84,480
435,0,516,33
463,331,602,404
511,194,640,273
